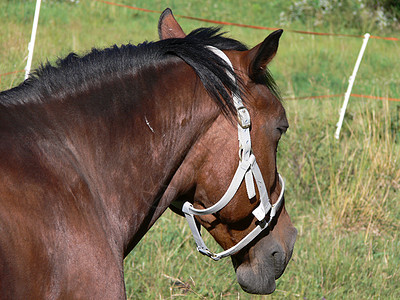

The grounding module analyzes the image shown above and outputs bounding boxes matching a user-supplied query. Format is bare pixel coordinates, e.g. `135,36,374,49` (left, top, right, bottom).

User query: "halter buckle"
237,107,251,129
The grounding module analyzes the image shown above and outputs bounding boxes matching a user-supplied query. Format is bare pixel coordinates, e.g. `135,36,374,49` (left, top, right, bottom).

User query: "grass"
1,0,400,298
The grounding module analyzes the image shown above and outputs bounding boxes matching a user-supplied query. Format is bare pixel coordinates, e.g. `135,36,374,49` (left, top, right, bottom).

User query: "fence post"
334,33,370,139
25,0,42,80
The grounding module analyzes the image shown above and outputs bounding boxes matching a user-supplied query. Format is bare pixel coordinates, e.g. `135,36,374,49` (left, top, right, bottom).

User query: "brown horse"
0,9,296,298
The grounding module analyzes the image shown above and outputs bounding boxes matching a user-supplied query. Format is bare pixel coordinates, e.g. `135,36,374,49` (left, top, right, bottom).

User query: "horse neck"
51,62,219,256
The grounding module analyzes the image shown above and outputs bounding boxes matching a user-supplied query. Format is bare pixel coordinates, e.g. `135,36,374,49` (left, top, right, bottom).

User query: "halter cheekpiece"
180,46,285,261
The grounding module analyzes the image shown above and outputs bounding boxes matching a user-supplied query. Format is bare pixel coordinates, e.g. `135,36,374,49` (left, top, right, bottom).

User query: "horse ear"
245,29,283,81
158,8,186,40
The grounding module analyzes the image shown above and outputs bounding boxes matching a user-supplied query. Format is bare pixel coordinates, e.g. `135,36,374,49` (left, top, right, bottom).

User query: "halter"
180,46,285,261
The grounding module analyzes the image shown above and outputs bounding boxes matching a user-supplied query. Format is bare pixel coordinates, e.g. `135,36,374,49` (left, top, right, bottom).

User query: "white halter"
181,46,285,261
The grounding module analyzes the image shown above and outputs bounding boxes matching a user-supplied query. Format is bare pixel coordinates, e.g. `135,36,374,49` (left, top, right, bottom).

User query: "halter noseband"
180,46,285,261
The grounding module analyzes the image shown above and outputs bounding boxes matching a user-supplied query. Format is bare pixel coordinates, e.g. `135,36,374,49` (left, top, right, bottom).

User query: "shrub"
279,0,399,31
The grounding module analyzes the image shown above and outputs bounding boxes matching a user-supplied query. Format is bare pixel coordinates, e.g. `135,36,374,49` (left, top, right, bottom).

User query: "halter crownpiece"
181,46,285,261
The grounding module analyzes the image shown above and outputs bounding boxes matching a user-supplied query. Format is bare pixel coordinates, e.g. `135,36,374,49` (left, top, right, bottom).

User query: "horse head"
159,9,297,294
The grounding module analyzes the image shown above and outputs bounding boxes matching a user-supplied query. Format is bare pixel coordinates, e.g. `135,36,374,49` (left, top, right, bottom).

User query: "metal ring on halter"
237,106,251,129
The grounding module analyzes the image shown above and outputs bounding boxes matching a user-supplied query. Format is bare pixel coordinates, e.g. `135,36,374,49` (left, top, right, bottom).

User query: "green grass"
1,0,399,298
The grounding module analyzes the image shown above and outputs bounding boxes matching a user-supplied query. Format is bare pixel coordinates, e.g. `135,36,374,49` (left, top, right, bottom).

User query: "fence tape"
284,94,400,102
350,94,400,102
0,70,25,78
284,94,343,101
95,0,400,41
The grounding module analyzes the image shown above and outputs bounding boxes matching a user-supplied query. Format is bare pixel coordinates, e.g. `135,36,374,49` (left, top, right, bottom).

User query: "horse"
0,8,296,298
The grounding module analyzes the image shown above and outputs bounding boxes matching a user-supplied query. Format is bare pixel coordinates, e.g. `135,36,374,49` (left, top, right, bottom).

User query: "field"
1,0,399,299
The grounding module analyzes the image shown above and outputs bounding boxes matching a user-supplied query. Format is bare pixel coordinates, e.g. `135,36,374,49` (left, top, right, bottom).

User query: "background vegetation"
1,0,399,299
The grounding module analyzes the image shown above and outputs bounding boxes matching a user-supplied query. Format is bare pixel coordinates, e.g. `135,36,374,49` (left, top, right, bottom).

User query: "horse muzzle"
232,224,297,294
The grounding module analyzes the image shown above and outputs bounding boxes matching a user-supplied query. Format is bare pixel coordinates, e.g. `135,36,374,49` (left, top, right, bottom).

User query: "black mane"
0,27,279,114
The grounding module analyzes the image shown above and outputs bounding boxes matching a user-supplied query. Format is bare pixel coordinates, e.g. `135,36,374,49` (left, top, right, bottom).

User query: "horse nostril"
271,250,286,279
272,250,284,261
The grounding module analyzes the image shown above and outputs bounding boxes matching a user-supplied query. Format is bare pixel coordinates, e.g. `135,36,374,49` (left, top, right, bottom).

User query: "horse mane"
0,27,280,114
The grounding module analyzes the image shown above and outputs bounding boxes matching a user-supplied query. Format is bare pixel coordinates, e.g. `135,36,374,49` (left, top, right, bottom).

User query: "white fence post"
25,0,42,80
334,33,370,139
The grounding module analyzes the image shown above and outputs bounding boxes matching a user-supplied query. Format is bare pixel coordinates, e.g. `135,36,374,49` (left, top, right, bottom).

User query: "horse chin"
232,227,297,294
235,263,277,294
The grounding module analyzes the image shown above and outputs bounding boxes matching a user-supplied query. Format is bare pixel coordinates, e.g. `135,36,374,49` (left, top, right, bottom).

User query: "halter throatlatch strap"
181,46,285,261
